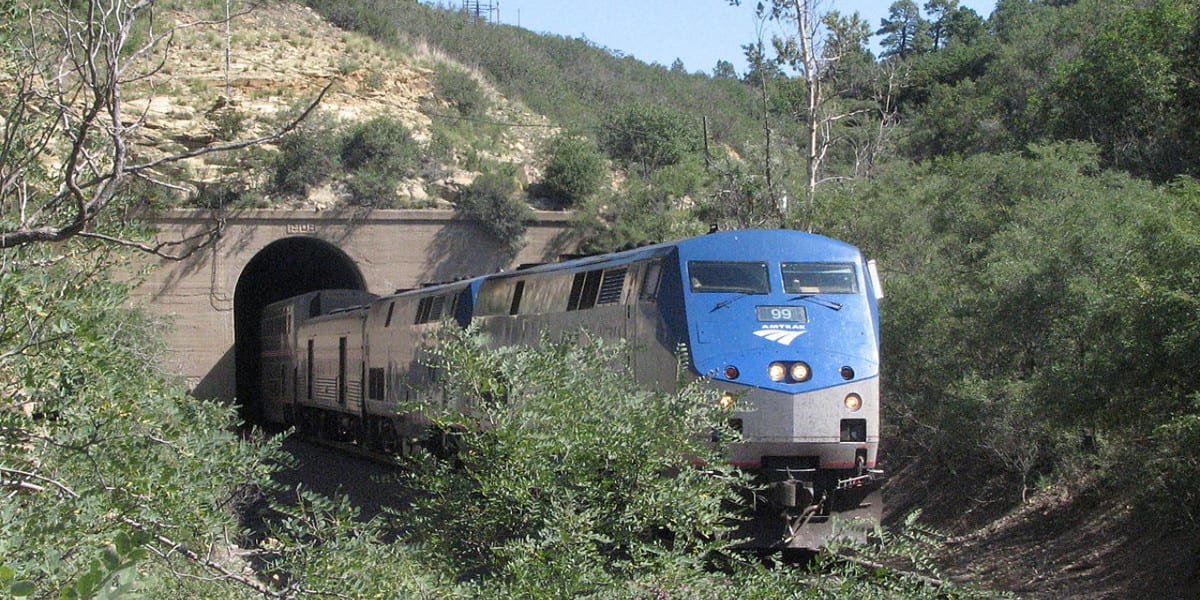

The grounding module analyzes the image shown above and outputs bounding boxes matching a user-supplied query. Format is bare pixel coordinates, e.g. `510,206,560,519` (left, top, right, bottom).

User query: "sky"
450,0,998,76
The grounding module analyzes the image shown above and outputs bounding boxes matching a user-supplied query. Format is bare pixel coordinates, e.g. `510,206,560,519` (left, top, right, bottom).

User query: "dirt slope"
884,458,1200,599
128,3,552,205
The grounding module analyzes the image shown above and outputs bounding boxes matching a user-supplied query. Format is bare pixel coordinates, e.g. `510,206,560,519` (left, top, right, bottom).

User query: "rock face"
128,3,554,208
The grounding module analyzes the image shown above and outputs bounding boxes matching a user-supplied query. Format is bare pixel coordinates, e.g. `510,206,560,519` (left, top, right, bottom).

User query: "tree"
597,104,701,177
940,3,986,47
456,167,533,257
1047,0,1200,180
923,0,958,49
712,59,739,79
0,0,329,252
877,0,931,59
539,133,608,207
0,240,295,598
730,0,881,223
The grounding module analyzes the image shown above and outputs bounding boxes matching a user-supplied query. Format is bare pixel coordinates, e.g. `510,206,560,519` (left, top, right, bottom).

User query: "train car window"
568,270,604,310
639,261,662,301
782,263,858,294
509,281,525,315
431,295,445,320
368,367,385,401
337,337,347,405
567,274,583,309
384,302,395,328
688,261,770,294
306,339,314,400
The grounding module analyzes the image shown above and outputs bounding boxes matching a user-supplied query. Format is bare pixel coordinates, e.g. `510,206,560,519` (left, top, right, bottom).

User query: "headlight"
844,393,863,411
768,362,787,381
789,362,812,382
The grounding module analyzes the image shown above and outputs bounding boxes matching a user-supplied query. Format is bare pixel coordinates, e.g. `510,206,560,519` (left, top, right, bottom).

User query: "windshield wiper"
711,293,752,312
790,294,843,311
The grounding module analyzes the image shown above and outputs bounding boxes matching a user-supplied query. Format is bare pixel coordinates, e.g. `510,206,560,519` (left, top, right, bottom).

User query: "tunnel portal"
233,237,366,422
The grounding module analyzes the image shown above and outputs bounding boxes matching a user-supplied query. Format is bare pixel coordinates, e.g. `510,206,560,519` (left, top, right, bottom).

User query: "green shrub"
189,181,268,209
434,67,489,117
344,169,400,207
537,133,607,207
0,242,288,598
272,117,342,195
207,104,249,142
455,168,532,256
339,115,420,175
402,330,746,593
571,183,708,254
598,104,702,176
339,115,422,206
391,328,984,598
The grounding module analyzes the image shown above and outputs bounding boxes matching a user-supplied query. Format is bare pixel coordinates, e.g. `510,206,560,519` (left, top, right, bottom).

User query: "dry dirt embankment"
130,4,553,208
885,458,1200,599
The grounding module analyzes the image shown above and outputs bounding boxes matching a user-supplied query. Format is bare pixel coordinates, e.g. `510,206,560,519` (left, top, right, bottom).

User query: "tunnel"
233,236,366,423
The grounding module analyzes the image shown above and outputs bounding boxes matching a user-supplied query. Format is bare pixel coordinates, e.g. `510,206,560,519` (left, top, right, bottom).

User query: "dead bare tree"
0,0,331,256
729,0,879,227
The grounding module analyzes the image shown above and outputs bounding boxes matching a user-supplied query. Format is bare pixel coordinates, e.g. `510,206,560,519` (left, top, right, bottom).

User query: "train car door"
338,336,347,406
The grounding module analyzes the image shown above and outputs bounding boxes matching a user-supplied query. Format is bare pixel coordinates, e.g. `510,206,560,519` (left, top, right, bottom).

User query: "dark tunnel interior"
233,237,365,423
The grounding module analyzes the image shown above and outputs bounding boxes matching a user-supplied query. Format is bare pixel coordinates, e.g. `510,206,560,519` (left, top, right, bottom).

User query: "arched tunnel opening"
233,237,365,424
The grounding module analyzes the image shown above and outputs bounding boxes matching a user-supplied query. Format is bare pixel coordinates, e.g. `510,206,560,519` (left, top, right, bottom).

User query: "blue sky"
444,0,997,75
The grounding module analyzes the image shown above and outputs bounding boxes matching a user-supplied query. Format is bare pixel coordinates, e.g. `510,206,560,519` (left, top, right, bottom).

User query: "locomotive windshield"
688,261,770,294
782,262,858,294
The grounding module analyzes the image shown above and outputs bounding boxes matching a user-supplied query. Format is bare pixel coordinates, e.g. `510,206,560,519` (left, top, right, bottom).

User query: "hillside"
130,2,556,209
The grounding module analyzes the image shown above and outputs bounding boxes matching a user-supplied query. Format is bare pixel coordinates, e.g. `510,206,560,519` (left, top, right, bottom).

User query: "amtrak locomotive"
259,229,884,548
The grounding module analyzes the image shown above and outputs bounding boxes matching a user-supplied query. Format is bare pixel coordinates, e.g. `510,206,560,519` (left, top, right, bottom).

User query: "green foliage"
339,114,420,174
1143,396,1200,526
1046,0,1200,180
697,154,782,230
207,103,248,142
877,0,932,59
190,180,268,209
258,489,467,598
812,147,1200,524
304,0,761,156
272,112,343,195
339,115,422,206
598,104,702,176
403,330,745,593
537,133,607,207
0,0,16,53
434,67,490,117
0,241,286,598
571,177,709,254
455,167,533,256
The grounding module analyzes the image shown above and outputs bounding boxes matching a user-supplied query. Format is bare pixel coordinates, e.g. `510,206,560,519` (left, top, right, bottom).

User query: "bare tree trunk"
794,0,821,203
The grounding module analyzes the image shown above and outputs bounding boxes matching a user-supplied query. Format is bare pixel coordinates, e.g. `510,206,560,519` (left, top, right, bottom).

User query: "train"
258,229,884,548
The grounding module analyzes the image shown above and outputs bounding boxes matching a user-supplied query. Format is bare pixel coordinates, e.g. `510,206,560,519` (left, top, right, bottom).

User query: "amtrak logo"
754,327,807,345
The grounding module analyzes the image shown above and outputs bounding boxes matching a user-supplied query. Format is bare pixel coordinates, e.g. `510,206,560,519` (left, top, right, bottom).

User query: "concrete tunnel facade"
135,209,575,418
